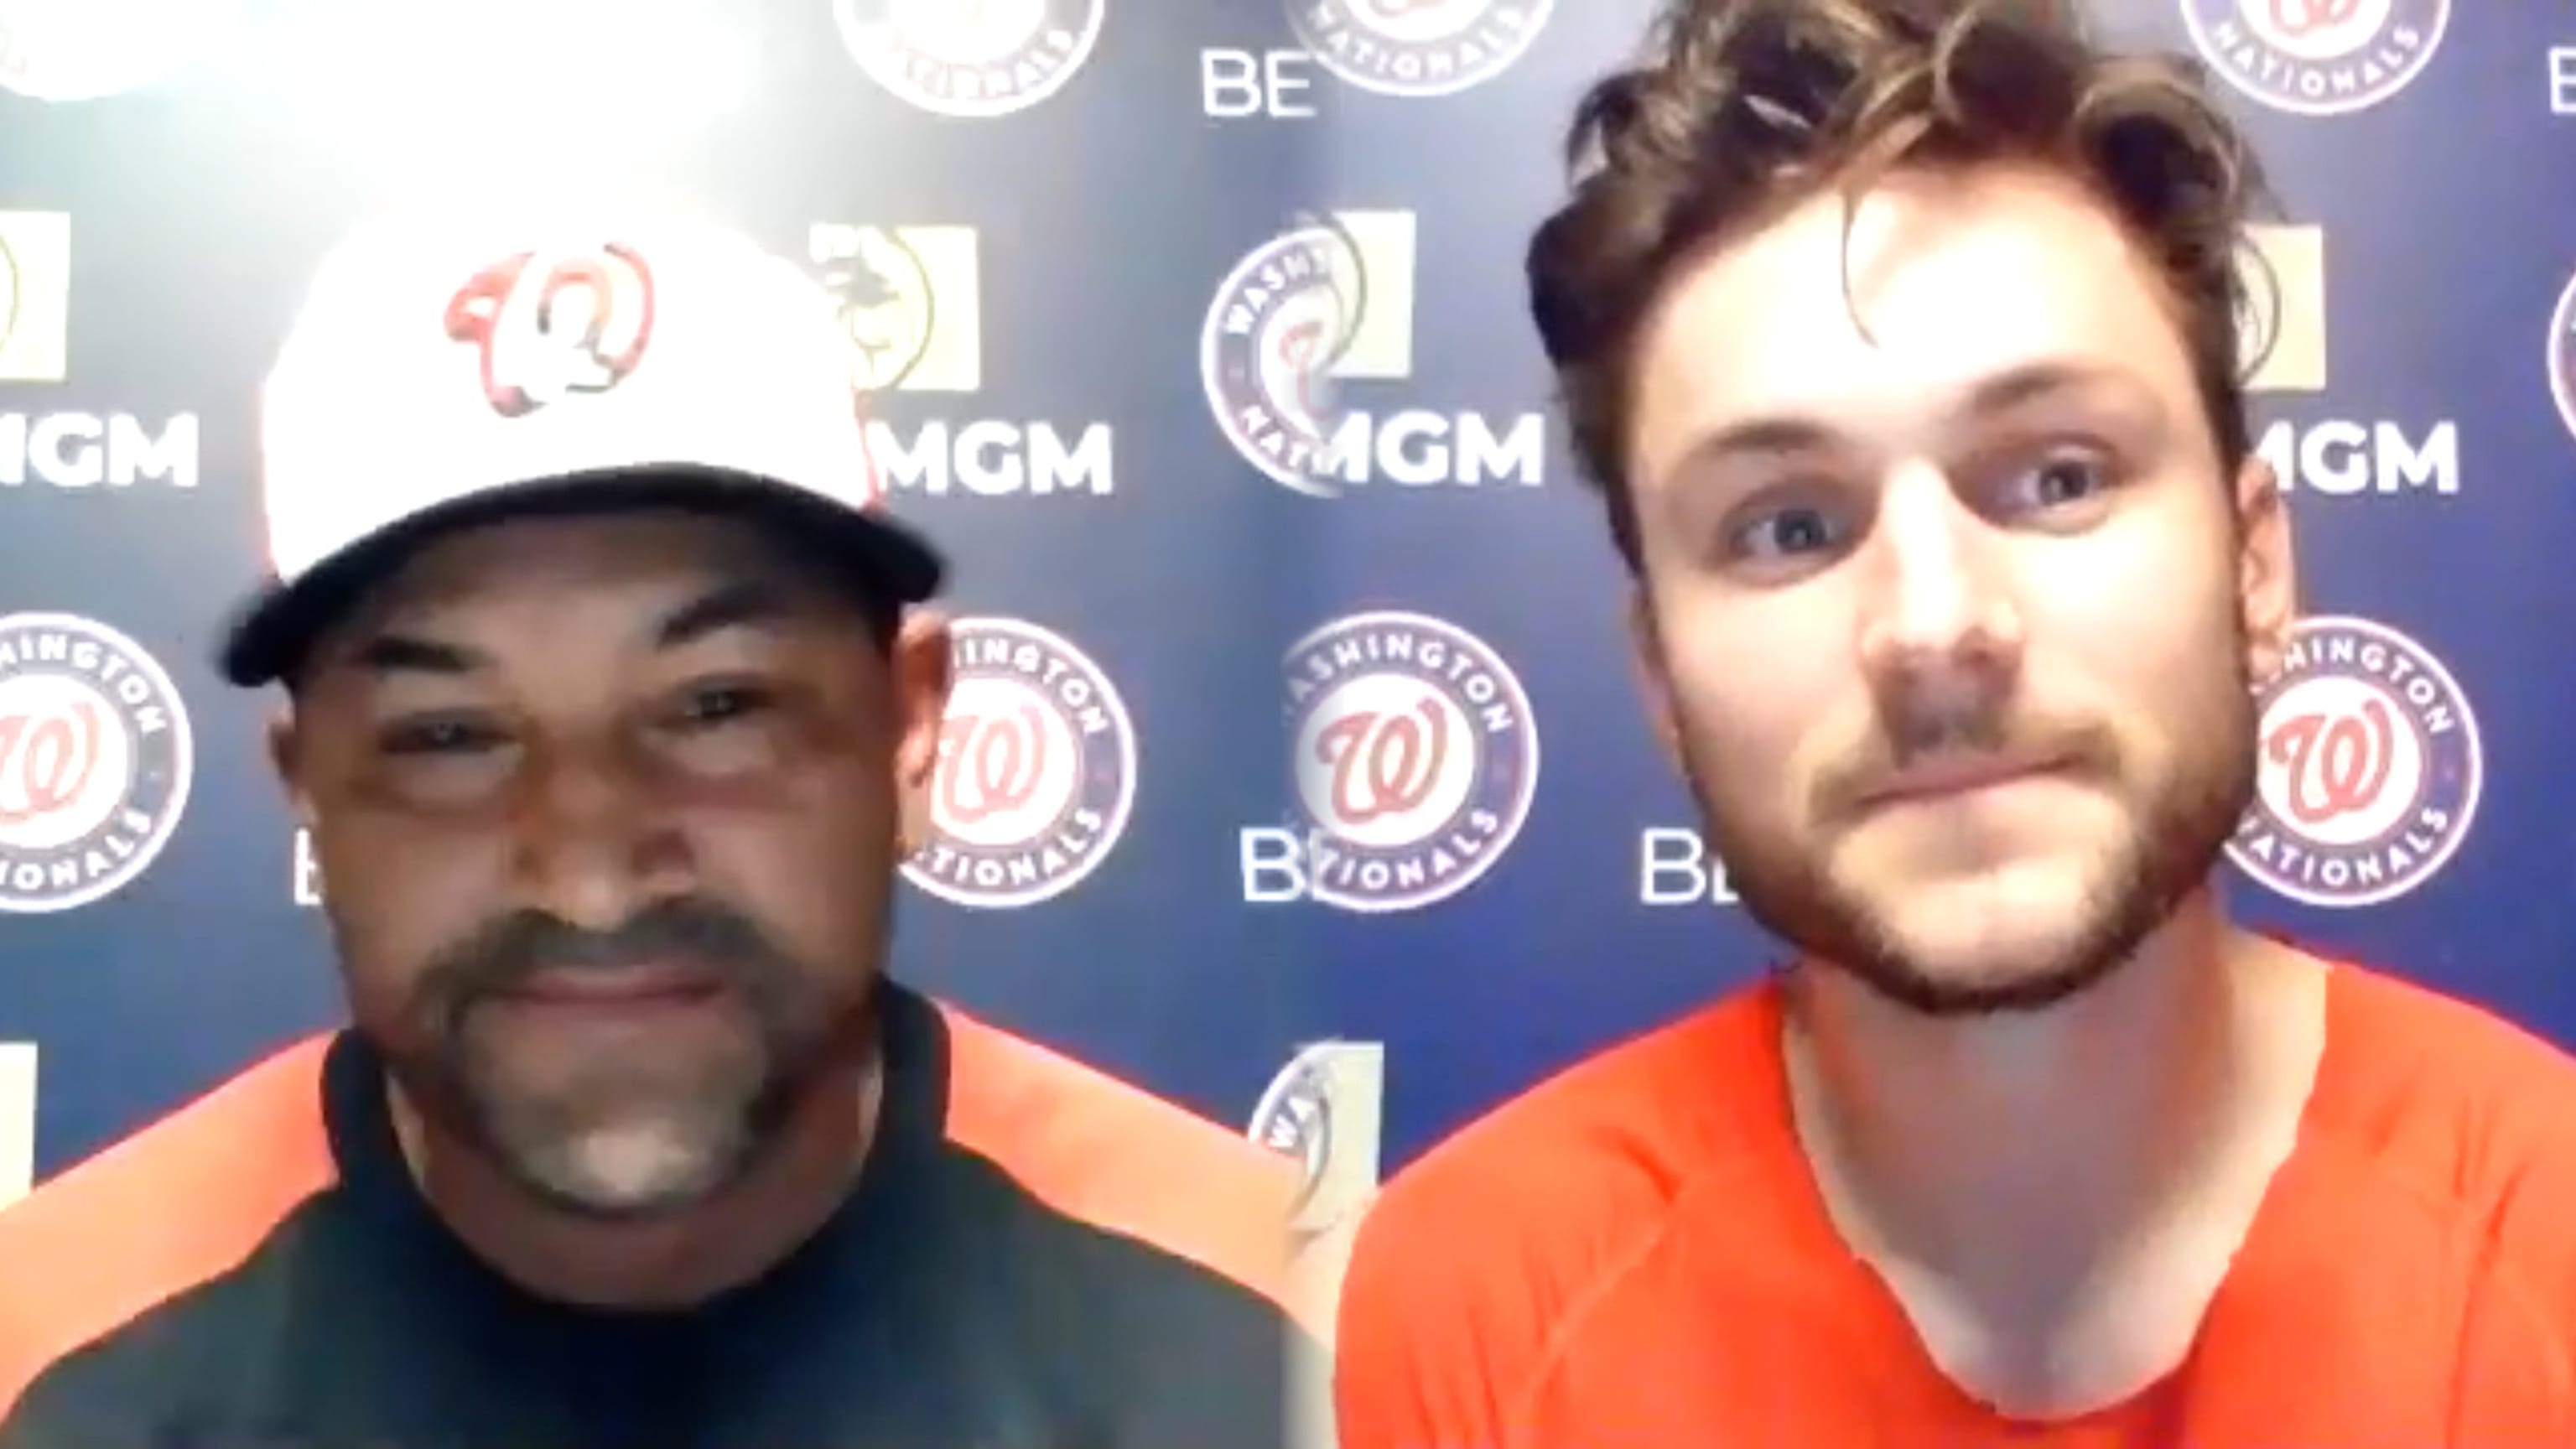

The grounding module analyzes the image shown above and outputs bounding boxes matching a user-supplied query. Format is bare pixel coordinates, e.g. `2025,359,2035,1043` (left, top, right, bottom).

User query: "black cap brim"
218,465,945,687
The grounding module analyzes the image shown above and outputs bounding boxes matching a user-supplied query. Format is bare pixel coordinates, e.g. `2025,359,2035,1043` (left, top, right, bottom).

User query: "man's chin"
1820,940,2127,1017
1816,869,2150,1016
502,1118,747,1222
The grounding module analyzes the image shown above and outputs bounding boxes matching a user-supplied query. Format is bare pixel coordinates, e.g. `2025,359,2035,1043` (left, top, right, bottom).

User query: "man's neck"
392,1053,883,1312
1779,893,2327,1410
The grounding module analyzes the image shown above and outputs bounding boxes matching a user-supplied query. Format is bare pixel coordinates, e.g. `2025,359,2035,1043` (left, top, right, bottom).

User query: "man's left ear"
2234,454,2297,684
889,610,953,854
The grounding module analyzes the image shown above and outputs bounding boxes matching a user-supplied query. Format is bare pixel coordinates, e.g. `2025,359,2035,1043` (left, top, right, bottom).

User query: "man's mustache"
1812,707,2122,823
421,896,793,1005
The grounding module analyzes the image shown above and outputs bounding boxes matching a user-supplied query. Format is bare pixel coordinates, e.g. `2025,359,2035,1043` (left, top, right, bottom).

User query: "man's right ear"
266,703,319,830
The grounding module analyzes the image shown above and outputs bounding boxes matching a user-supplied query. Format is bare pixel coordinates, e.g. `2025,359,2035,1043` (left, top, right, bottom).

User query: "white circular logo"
1285,610,1537,912
1289,0,1552,98
0,613,192,913
1201,220,1369,498
2233,231,2282,383
1248,1046,1334,1217
832,0,1105,118
0,0,241,102
2179,0,2447,117
815,226,938,394
2225,615,2480,908
2547,264,2576,449
904,616,1136,908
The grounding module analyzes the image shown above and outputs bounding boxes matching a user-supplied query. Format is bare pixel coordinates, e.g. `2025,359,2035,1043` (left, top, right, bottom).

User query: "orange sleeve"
2441,1060,2576,1441
1332,1004,1753,1449
2329,978,2576,1444
2447,1259,2576,1446
0,1038,337,1418
1332,1172,1520,1449
937,1005,1322,1337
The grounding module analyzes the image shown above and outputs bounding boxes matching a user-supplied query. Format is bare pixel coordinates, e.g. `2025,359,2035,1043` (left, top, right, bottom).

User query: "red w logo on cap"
444,244,657,418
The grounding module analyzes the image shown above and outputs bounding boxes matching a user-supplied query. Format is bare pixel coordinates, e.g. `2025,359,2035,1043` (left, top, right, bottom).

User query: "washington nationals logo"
0,613,193,914
1202,215,1372,497
833,0,1106,119
2179,0,2447,117
1285,610,1537,912
814,226,938,394
2547,263,2576,449
443,244,657,419
2232,229,2283,384
1247,1047,1334,1219
2226,615,2480,909
1290,0,1553,98
903,616,1137,909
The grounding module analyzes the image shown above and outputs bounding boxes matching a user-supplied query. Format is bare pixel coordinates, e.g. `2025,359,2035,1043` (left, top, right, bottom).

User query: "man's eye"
379,719,502,755
1732,506,1845,559
2003,450,2116,513
675,685,774,728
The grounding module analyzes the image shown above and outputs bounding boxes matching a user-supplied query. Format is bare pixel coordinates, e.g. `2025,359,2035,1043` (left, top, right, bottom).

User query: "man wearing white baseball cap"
0,211,1317,1448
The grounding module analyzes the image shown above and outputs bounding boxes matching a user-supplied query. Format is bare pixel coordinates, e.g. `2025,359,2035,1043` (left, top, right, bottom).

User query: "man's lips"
499,964,723,1006
1854,752,2074,809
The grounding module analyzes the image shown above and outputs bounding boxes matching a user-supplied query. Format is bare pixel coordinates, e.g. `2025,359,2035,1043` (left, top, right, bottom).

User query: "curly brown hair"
1527,0,2271,572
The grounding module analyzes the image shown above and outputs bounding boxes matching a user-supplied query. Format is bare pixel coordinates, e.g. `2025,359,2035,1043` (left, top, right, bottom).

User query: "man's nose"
1853,465,2028,693
506,740,683,932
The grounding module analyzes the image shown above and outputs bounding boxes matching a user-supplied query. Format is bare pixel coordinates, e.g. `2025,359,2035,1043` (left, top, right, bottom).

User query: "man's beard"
365,896,874,1221
1686,667,2258,1018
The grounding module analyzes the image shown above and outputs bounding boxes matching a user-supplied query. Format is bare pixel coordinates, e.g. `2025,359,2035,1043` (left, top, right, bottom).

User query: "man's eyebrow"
338,578,813,680
351,633,482,676
1954,359,2148,416
1665,417,1844,481
655,580,800,647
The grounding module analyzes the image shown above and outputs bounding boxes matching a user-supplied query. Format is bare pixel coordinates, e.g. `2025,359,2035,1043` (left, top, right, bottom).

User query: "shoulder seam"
2,1182,330,1422
2448,1215,2576,1428
931,1002,1311,1330
2315,1119,2576,1395
0,1039,338,1419
1497,1161,1723,1446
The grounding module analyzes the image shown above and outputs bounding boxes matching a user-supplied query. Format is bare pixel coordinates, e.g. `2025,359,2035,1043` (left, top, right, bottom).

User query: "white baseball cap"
219,208,943,686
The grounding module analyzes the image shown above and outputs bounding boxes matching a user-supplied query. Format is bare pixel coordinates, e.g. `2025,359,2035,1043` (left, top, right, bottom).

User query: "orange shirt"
1335,962,2576,1447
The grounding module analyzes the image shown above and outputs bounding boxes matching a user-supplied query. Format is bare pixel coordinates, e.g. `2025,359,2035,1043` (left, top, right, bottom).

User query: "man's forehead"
1685,164,2153,323
1633,166,2186,467
314,513,865,677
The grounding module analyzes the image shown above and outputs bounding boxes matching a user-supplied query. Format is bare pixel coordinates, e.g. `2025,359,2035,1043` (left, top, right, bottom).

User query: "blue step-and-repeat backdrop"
3,0,2574,1280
